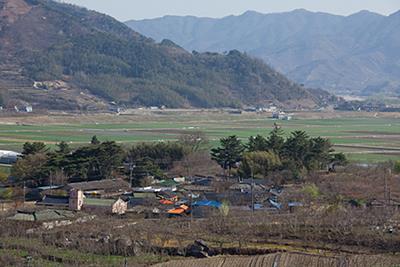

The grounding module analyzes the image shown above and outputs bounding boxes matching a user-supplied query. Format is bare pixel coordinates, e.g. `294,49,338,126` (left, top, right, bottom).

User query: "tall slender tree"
266,127,285,154
211,135,244,178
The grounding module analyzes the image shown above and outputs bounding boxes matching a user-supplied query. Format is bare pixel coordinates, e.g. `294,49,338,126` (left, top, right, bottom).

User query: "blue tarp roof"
193,200,221,208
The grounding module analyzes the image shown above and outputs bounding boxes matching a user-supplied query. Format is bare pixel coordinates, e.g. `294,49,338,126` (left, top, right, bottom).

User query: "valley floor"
1,109,400,162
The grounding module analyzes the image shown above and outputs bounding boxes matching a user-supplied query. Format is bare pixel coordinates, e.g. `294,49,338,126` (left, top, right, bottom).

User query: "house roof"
157,179,179,187
134,192,158,199
85,198,117,207
66,179,130,192
182,185,214,192
37,195,69,206
167,204,189,215
36,185,63,191
193,200,221,208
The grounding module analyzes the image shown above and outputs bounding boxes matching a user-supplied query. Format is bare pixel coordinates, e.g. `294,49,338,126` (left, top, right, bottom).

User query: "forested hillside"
0,0,333,110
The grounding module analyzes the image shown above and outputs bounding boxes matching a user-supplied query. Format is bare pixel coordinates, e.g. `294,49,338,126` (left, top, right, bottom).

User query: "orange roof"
167,208,185,214
160,199,174,205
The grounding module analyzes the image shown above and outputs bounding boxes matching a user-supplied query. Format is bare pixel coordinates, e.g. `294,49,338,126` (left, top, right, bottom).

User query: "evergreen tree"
282,131,310,169
91,135,100,145
247,135,268,152
307,137,333,169
56,141,71,154
22,142,48,156
211,135,244,177
266,127,285,153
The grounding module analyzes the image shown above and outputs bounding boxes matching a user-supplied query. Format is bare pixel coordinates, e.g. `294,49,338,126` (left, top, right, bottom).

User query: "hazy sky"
60,0,400,21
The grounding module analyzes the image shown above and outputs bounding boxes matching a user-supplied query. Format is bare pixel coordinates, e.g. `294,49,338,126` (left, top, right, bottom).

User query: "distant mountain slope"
0,0,331,110
126,9,400,96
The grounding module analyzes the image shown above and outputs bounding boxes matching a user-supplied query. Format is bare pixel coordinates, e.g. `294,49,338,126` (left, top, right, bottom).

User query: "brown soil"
153,252,400,267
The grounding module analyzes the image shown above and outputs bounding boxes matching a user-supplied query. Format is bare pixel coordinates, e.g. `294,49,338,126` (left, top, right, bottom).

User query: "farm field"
0,110,400,162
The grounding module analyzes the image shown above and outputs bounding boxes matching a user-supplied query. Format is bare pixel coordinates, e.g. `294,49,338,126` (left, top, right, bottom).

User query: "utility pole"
129,162,135,188
387,168,392,206
384,169,389,206
251,168,254,213
23,180,25,208
189,191,193,229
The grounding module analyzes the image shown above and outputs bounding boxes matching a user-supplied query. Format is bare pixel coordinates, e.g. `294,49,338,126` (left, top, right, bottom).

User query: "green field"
1,112,400,162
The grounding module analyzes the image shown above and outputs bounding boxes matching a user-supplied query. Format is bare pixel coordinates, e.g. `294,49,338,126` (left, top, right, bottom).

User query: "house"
24,105,33,113
65,179,130,198
182,185,214,193
157,191,178,202
282,114,293,121
272,111,293,120
167,204,190,217
187,176,213,186
84,198,128,215
36,195,69,208
0,150,21,164
37,189,128,215
25,185,63,201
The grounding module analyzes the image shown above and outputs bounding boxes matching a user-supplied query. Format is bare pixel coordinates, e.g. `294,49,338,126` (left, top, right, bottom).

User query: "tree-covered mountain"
127,9,400,96
0,0,332,110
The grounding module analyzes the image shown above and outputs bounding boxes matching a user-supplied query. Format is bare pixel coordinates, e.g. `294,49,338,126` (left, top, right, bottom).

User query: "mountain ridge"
0,0,332,110
126,9,400,96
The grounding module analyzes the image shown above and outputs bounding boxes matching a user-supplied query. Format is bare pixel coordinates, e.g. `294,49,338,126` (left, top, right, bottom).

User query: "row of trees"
211,128,347,179
9,128,346,187
11,136,186,187
12,137,124,187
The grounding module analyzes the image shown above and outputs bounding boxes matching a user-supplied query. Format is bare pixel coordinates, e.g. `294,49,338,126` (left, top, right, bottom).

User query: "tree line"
10,136,186,188
211,127,347,179
8,128,346,189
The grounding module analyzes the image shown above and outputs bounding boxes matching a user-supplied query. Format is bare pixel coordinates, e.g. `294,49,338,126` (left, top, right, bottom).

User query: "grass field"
1,111,400,162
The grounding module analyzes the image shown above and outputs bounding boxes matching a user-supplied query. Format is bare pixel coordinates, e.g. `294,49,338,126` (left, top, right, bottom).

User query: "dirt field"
153,252,400,267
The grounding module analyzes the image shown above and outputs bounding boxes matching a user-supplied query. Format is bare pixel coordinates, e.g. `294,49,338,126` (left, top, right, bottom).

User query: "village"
1,117,400,266
5,173,296,223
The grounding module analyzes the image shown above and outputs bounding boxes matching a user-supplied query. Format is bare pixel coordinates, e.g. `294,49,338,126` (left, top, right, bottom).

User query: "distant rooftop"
85,198,116,207
66,179,130,192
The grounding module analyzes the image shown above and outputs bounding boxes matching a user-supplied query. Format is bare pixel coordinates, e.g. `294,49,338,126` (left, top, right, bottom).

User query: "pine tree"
266,127,285,153
56,141,71,154
91,135,100,145
211,135,244,178
247,135,268,152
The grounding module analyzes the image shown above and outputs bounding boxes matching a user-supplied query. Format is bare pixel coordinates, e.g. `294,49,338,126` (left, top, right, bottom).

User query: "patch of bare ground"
316,165,400,201
153,253,400,267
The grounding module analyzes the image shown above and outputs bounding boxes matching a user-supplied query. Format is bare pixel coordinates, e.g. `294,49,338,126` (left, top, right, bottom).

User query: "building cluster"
7,175,301,222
